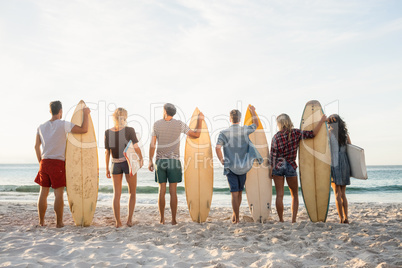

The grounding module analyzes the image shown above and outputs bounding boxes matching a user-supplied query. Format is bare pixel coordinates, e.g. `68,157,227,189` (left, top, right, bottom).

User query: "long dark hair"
327,114,348,146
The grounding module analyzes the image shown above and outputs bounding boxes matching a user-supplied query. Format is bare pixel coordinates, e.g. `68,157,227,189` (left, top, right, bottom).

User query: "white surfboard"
347,144,368,180
123,140,141,176
244,105,272,223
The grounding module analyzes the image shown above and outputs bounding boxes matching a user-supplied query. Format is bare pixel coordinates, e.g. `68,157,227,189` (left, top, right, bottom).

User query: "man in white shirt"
34,101,90,228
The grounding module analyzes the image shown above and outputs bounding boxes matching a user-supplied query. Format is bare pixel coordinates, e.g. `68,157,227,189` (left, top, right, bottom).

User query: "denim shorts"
272,161,297,178
111,161,130,175
226,170,247,192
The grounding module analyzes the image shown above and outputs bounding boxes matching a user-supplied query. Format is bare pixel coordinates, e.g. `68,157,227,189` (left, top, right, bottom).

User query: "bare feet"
231,214,240,224
160,218,165,225
171,220,177,225
343,219,349,224
126,221,134,227
56,223,64,228
115,221,123,228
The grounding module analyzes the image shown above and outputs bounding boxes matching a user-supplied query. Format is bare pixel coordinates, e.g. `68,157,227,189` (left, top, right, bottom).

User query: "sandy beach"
0,202,400,267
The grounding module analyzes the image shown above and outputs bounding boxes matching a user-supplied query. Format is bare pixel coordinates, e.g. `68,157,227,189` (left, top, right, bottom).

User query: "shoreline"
1,203,401,267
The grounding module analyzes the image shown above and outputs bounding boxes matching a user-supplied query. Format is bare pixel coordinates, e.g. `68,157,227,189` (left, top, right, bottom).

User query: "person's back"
148,103,204,225
218,124,259,175
38,119,74,161
104,108,143,228
34,100,90,228
215,107,262,224
153,118,188,160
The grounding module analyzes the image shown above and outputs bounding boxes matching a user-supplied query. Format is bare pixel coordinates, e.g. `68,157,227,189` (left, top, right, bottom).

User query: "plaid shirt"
270,129,314,170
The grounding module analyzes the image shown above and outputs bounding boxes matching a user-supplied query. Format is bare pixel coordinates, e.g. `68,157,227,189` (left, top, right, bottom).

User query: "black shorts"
111,161,130,175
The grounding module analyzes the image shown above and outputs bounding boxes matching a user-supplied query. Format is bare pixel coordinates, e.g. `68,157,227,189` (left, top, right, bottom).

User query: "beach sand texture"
0,203,400,267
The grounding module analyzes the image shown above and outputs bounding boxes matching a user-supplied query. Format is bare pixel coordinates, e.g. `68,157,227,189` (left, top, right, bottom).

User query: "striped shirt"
152,119,190,160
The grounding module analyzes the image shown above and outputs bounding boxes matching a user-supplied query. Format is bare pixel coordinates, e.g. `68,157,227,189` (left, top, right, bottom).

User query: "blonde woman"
105,108,143,227
269,113,326,223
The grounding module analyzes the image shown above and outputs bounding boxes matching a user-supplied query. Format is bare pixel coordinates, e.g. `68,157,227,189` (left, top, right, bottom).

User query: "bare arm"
148,135,157,171
105,149,111,178
34,133,42,163
215,144,224,165
71,107,91,134
133,143,144,168
249,105,259,128
187,112,204,139
313,115,327,137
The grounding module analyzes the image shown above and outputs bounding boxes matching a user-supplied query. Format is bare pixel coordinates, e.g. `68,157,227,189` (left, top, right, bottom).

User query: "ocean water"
0,164,401,207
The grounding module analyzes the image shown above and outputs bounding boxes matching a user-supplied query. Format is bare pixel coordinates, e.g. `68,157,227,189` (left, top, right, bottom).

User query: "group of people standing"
34,101,351,228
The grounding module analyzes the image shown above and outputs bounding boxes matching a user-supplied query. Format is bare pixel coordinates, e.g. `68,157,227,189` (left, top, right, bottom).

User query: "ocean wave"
1,184,401,194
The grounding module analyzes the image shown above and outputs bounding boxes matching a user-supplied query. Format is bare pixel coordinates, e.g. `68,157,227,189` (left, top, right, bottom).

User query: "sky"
0,0,401,166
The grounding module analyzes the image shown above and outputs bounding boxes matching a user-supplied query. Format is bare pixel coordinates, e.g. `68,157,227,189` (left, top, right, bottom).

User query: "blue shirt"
216,124,263,175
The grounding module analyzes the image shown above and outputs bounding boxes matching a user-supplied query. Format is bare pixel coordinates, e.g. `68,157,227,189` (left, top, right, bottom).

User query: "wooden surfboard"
184,107,214,223
65,100,99,227
299,100,331,222
244,105,272,223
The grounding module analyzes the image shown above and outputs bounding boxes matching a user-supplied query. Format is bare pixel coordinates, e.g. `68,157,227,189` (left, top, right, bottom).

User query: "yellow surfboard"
184,108,214,223
65,100,99,226
299,100,331,222
244,105,272,223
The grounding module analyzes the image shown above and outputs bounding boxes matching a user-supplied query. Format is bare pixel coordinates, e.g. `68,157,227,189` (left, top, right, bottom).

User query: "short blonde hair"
113,108,128,127
276,113,294,140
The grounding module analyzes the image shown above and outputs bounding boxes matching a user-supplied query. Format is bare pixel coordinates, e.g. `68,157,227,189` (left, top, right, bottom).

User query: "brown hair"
50,101,62,115
164,103,176,117
230,109,241,123
327,114,348,146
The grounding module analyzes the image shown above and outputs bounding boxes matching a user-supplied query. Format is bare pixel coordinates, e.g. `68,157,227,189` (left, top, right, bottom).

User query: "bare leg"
231,191,241,224
286,176,299,223
273,175,285,222
332,182,344,223
158,183,166,224
53,187,65,228
238,191,242,222
112,174,123,228
341,185,349,223
126,173,137,227
37,187,50,226
169,183,178,225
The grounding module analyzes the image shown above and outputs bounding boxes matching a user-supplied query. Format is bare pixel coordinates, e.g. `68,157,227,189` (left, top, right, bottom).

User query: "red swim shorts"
35,159,66,189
